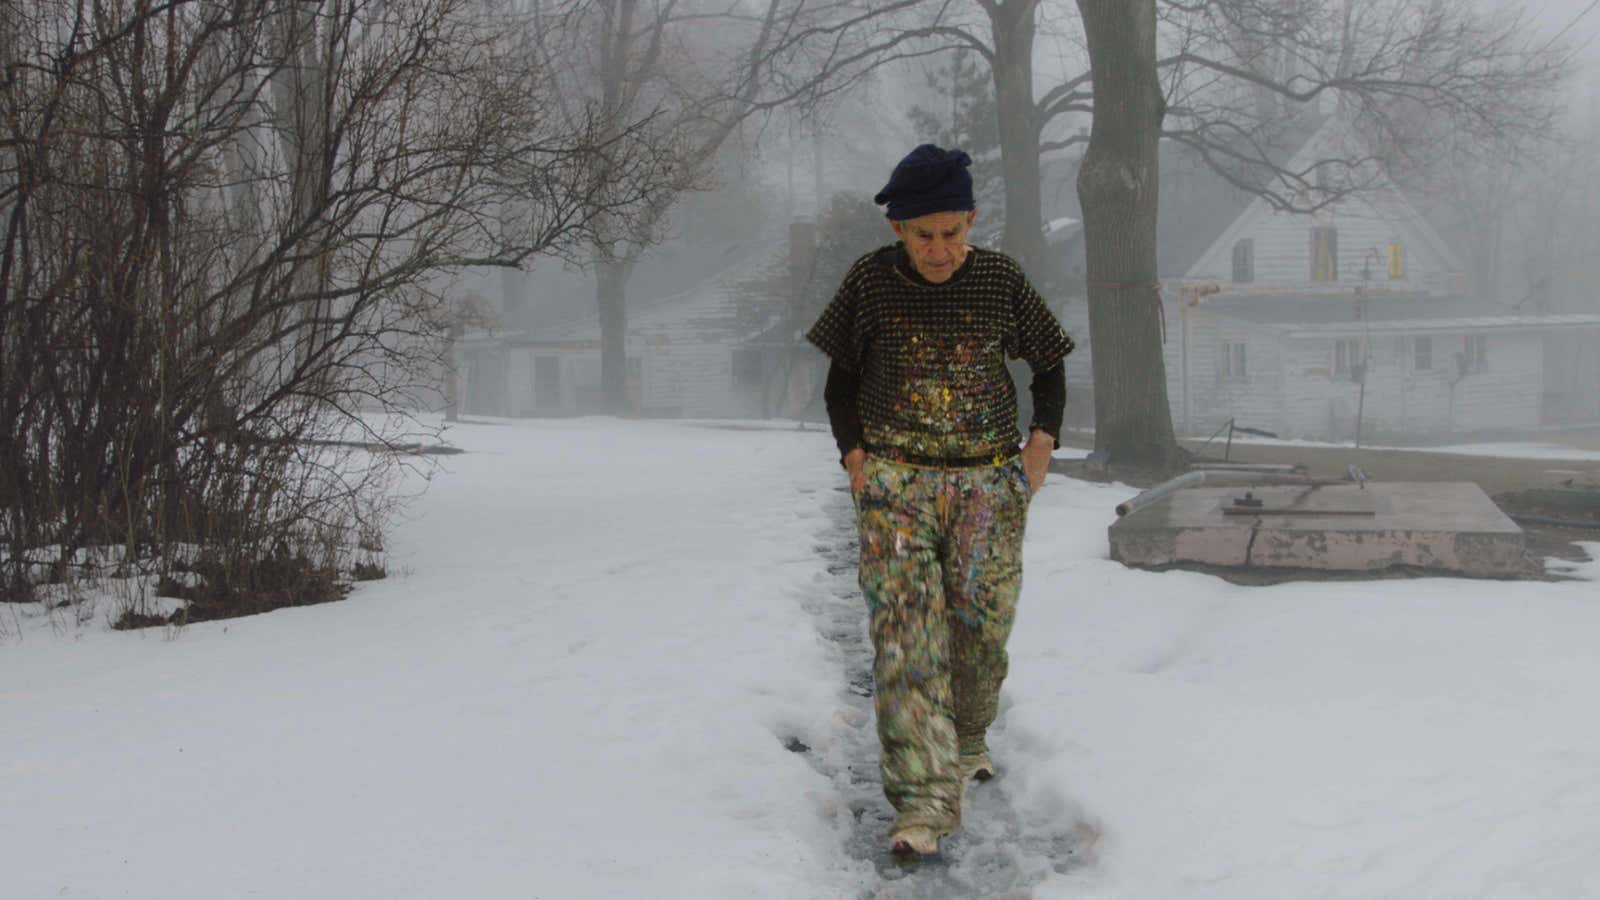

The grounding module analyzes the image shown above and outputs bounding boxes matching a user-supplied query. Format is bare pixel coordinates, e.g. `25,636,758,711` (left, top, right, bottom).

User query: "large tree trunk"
593,0,638,416
1075,0,1181,472
597,258,630,414
271,3,333,377
988,0,1047,281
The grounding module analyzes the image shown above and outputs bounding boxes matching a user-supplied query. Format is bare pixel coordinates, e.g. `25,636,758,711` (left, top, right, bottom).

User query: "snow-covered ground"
4,417,1600,899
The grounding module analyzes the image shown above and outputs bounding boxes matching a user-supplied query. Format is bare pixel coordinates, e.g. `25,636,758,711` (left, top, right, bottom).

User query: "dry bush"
0,0,669,623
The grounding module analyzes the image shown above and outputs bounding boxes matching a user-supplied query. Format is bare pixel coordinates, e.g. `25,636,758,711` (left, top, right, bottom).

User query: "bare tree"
525,0,965,413
930,0,1571,266
1154,0,1571,210
918,0,1570,466
0,0,663,616
1074,0,1180,472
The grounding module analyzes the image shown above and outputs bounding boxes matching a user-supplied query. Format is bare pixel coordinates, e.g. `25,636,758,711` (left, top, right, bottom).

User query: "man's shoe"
960,751,995,781
889,825,940,856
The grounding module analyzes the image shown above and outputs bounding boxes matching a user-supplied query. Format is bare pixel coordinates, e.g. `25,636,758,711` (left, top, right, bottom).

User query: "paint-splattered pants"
853,454,1031,834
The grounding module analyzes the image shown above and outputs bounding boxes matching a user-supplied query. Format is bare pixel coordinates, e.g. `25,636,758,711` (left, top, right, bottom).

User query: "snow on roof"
1284,314,1600,339
1187,291,1600,338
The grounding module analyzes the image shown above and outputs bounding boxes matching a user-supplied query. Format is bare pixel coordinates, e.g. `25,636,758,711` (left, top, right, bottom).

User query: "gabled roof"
1181,116,1463,281
1157,141,1263,277
1056,114,1323,279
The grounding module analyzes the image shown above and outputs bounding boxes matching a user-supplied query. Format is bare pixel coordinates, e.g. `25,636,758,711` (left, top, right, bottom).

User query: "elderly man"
806,144,1074,856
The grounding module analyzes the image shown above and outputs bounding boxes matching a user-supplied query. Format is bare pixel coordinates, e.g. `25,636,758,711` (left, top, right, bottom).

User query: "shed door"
534,356,561,409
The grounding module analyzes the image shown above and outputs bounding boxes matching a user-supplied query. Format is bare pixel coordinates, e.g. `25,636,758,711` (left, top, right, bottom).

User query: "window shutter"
1311,227,1339,282
1232,239,1254,283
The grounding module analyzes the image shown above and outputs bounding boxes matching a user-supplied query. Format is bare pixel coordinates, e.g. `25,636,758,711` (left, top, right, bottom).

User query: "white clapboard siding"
1166,313,1288,437
1372,335,1453,437
633,281,770,418
1182,116,1463,297
1276,336,1460,441
1280,339,1377,441
1447,333,1543,432
642,339,761,419
1191,191,1457,295
1273,331,1542,440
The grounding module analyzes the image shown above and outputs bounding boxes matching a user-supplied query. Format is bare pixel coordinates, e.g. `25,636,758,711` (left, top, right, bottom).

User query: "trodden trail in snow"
793,482,1097,899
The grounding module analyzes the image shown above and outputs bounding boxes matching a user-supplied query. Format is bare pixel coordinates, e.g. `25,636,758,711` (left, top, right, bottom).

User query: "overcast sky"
1523,0,1600,74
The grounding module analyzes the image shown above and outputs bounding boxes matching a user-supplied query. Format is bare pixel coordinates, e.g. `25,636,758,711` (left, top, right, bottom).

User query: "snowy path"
796,483,1094,898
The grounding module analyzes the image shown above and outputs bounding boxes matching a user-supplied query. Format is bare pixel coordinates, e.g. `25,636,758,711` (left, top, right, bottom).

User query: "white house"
1057,117,1600,442
452,237,802,419
1169,292,1600,442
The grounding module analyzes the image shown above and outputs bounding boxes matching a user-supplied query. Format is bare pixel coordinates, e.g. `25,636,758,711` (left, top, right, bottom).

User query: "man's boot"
960,750,994,781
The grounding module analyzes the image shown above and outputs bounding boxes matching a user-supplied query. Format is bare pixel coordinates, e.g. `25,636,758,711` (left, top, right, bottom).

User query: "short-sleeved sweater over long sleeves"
805,243,1075,463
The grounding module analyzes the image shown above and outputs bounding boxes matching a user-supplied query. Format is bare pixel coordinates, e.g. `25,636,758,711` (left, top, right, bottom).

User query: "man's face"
891,210,977,284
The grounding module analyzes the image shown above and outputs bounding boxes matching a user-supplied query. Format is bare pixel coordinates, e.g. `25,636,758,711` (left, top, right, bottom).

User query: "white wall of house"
1280,338,1391,441
1187,188,1461,296
1181,117,1464,297
1158,317,1549,443
483,337,767,420
1445,333,1543,432
1166,312,1288,437
1369,335,1453,437
459,345,600,417
1276,331,1542,441
456,237,789,420
643,340,756,418
511,350,597,416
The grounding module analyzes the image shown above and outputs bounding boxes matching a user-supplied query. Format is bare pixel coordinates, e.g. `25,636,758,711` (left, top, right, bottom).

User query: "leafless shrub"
0,0,668,622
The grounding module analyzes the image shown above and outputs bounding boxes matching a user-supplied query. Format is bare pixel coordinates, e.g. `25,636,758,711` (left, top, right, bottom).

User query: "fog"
6,0,1600,608
437,0,1600,451
7,4,1600,894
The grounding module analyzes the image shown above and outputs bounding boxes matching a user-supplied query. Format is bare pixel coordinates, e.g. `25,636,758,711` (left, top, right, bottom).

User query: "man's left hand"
1020,430,1053,495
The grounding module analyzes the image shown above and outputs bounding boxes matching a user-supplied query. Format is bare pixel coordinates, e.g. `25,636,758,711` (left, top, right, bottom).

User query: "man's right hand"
844,447,867,493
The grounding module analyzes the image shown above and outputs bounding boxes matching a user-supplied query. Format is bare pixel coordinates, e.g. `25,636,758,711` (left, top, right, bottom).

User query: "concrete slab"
1109,482,1527,578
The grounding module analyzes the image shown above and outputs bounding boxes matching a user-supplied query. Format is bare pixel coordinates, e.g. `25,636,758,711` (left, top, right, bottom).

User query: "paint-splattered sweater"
806,243,1075,467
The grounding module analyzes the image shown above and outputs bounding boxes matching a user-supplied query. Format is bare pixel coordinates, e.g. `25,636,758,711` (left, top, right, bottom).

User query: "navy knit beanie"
873,144,974,221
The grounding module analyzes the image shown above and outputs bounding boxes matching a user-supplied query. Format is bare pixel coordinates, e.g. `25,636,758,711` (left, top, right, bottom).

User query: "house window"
731,348,764,387
1414,336,1432,371
1231,239,1255,283
1459,335,1488,374
1311,226,1339,282
1388,240,1405,279
1332,338,1363,379
1220,340,1248,378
